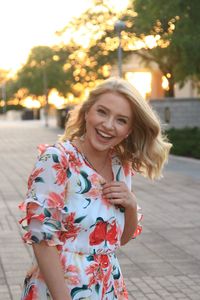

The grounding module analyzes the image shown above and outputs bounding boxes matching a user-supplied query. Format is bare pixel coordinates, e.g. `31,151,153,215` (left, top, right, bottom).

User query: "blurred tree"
56,0,135,97
132,0,200,96
16,45,72,99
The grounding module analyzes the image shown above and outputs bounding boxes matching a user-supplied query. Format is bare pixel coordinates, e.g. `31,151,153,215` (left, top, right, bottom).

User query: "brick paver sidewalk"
0,120,200,300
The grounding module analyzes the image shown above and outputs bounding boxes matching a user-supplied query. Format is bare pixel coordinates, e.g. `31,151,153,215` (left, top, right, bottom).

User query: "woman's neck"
78,138,110,173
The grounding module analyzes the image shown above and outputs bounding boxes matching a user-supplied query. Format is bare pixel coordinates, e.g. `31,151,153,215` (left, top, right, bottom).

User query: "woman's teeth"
96,130,113,139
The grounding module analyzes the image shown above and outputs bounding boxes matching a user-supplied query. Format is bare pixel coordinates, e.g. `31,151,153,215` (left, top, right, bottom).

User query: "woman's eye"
118,118,127,124
97,109,106,115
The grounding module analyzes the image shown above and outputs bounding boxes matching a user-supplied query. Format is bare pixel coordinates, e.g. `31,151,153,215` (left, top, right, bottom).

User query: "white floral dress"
19,141,142,300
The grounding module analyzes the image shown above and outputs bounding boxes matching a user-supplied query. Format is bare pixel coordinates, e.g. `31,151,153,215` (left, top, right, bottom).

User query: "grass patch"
166,127,200,159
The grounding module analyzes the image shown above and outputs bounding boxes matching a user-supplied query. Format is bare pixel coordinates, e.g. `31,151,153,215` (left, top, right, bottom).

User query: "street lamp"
114,20,126,78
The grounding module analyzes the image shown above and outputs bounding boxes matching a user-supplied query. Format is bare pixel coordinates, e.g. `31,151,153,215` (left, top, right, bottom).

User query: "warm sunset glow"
48,89,66,109
22,97,41,109
162,76,169,90
107,0,129,12
0,0,93,72
127,35,160,51
144,35,160,49
0,0,130,73
125,72,152,99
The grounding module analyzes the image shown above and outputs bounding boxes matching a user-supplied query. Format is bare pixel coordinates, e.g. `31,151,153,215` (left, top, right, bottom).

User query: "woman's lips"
95,129,114,142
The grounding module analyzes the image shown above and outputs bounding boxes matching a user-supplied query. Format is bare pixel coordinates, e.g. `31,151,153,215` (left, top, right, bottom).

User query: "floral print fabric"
19,141,142,300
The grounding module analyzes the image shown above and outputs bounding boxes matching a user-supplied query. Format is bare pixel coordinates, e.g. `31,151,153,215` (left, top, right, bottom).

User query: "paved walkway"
0,120,200,300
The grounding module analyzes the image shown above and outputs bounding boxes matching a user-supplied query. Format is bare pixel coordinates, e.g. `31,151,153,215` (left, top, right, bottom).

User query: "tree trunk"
165,76,175,97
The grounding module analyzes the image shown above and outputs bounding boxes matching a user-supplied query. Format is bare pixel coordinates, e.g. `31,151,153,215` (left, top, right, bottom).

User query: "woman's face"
84,92,133,153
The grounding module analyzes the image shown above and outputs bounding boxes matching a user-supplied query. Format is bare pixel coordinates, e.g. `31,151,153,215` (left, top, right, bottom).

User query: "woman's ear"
127,128,133,137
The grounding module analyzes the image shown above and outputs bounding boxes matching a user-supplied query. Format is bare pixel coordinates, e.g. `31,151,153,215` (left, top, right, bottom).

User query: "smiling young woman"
19,77,172,300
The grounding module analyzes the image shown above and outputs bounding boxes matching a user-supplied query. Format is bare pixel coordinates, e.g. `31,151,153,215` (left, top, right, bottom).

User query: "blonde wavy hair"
60,77,172,179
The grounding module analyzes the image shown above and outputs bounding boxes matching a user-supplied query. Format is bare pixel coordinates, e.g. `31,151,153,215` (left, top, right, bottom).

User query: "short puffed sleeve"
19,145,69,246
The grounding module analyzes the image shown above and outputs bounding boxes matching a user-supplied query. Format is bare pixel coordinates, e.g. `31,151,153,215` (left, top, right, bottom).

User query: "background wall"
150,98,200,129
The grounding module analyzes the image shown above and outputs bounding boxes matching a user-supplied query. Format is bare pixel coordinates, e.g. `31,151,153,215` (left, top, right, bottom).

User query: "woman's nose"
103,117,114,129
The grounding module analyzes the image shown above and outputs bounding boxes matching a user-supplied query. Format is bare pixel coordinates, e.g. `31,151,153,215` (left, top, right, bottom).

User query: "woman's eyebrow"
97,105,130,119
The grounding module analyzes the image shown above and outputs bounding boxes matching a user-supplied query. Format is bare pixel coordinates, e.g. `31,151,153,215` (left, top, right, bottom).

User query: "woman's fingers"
102,181,128,195
104,192,125,199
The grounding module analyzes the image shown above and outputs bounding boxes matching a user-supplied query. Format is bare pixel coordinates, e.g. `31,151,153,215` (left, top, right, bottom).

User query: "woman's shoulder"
37,140,74,156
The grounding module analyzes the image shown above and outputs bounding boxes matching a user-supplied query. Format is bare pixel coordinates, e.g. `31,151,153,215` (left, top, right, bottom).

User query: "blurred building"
111,53,200,100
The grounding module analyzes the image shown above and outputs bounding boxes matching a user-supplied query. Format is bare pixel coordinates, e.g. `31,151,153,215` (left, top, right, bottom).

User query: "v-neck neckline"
68,140,116,182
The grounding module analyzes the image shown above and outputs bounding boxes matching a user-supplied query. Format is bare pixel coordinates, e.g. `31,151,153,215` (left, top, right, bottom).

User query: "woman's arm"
33,242,71,300
120,199,138,245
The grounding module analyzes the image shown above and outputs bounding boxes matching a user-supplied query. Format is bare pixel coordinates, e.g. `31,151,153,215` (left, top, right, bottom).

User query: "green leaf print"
52,154,59,163
66,167,72,178
116,166,122,182
113,267,120,280
106,285,114,294
96,217,104,223
119,206,125,213
43,232,53,240
31,235,40,243
71,285,92,299
74,215,86,223
63,206,68,213
39,153,51,161
83,198,91,208
22,225,28,231
35,177,44,183
86,255,95,262
77,171,92,194
44,208,51,217
95,283,100,294
44,220,61,230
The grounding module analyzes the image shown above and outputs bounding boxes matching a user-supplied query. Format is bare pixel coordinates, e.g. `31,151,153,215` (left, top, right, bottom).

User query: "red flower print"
60,213,81,241
86,254,112,296
89,220,118,246
88,173,100,185
37,144,49,156
86,262,104,287
114,277,128,300
101,196,112,208
19,202,45,226
28,167,44,190
27,202,39,214
89,221,107,245
132,224,143,239
22,231,32,243
86,187,101,199
52,153,69,185
47,191,65,208
68,151,82,173
123,162,134,177
94,254,110,269
106,221,118,245
60,254,80,285
24,284,38,300
101,264,112,300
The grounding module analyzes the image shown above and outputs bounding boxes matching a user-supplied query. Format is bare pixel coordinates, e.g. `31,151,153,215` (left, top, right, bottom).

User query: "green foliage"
16,46,72,97
166,127,200,159
133,0,200,95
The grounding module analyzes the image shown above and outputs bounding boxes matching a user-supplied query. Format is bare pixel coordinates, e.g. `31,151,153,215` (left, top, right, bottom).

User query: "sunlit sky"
0,0,94,72
0,0,129,73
